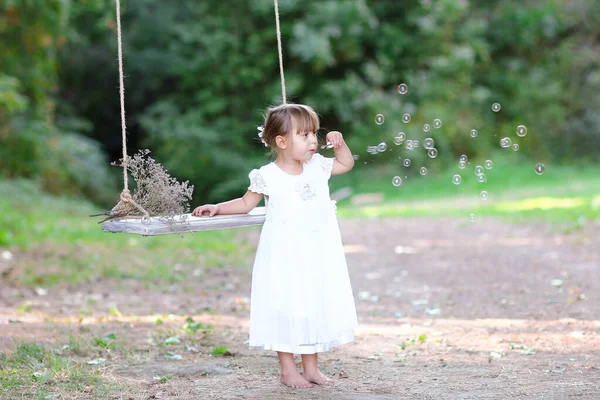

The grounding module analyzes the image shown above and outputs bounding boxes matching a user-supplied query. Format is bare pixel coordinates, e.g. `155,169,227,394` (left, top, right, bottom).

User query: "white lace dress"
247,153,358,354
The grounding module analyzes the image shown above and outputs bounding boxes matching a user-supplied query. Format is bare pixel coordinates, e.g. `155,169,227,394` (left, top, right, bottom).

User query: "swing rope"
114,0,149,218
273,0,286,104
107,0,285,220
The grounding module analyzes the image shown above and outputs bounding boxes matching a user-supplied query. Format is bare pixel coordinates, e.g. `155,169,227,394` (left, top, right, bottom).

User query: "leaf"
17,302,32,314
164,336,181,345
184,321,204,333
109,307,122,317
153,375,172,383
165,352,182,361
211,346,229,356
32,370,52,383
87,358,106,365
94,333,115,348
520,347,536,355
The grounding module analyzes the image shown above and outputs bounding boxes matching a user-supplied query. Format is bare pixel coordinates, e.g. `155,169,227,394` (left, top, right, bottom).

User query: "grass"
1,157,598,288
0,314,225,398
331,155,600,226
0,179,256,287
0,341,122,399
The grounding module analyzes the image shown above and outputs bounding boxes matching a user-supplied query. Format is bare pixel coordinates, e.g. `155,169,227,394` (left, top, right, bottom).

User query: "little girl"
192,104,358,388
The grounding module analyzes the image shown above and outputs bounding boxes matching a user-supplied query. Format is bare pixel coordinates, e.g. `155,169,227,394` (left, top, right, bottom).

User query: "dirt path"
1,217,600,399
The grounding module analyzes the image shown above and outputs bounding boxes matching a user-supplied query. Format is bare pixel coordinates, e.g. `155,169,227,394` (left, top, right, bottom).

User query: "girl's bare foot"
280,371,313,388
301,369,335,386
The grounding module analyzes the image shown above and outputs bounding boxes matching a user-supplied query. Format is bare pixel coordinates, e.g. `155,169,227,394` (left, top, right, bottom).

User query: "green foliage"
2,0,599,204
0,1,117,203
0,74,28,116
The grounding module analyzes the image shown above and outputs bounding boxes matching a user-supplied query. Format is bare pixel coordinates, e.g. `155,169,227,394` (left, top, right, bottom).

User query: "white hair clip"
257,126,267,146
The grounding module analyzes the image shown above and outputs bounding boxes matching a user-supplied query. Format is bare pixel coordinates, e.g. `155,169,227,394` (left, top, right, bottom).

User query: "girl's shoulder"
249,162,278,183
248,163,276,195
308,152,334,177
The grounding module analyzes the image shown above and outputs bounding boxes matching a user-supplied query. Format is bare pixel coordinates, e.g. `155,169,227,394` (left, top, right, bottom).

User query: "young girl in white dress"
192,104,358,388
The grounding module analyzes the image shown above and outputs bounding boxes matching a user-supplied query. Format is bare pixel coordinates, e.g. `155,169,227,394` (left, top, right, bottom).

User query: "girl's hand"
192,204,219,217
325,131,344,148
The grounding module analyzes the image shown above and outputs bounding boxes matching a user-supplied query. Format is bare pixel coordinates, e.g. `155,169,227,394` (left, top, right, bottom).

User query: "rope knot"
120,190,132,203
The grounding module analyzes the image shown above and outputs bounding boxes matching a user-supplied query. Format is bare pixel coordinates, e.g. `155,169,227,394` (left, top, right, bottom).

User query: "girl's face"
289,130,318,161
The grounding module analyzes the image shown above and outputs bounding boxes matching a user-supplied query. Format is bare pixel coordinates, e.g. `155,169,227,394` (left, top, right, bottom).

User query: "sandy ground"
1,217,599,399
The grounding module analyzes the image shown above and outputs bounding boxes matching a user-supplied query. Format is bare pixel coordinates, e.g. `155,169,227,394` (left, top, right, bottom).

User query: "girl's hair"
261,104,320,154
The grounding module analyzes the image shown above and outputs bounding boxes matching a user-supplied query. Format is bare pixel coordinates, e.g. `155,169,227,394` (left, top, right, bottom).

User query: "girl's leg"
277,352,313,388
300,353,335,385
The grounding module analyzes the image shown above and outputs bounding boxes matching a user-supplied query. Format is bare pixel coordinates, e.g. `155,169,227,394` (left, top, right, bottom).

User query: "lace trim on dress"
314,153,334,176
248,169,268,195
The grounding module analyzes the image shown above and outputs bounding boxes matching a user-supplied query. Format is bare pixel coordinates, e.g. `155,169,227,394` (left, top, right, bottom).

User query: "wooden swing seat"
102,207,266,236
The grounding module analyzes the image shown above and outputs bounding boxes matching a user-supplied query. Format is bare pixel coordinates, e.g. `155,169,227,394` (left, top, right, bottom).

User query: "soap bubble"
485,160,493,169
433,119,442,129
535,163,546,175
512,143,519,151
378,142,388,152
469,214,476,222
458,161,466,169
413,140,420,148
403,159,412,167
404,140,415,150
353,154,360,160
500,137,512,148
492,103,501,112
402,113,411,123
477,174,486,183
427,148,438,158
375,114,385,125
475,165,484,175
420,167,427,175
423,138,435,149
459,155,468,162
367,145,377,154
394,132,406,145
397,83,408,94
392,176,403,186
452,174,462,185
423,124,431,132
516,125,527,137
470,129,478,138
480,190,488,200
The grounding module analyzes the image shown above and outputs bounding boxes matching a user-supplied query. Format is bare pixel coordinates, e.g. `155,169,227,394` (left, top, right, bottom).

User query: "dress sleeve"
248,169,268,195
312,153,335,179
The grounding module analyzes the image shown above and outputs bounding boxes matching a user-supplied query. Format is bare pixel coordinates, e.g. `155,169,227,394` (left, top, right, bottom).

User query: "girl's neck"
274,153,303,175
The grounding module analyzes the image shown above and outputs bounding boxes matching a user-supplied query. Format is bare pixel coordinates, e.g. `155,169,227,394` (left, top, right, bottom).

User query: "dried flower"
112,149,194,227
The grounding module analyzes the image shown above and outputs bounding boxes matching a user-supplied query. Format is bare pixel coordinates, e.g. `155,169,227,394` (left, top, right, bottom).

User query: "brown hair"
260,104,320,155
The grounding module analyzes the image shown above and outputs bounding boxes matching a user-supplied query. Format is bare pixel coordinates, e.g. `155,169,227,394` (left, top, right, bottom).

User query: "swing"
100,0,289,235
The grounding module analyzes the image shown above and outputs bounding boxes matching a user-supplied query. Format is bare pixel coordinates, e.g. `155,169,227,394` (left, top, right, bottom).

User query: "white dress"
247,153,358,354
